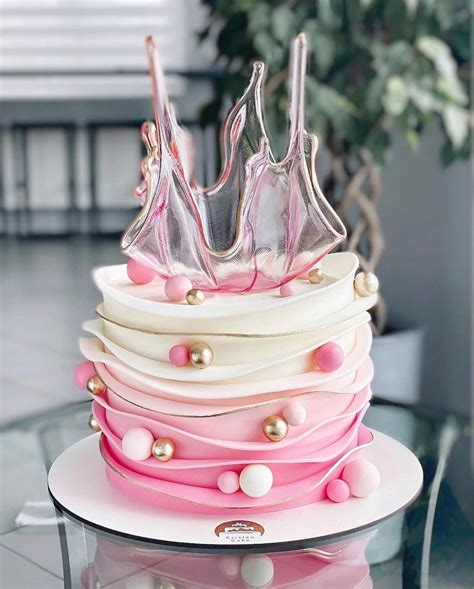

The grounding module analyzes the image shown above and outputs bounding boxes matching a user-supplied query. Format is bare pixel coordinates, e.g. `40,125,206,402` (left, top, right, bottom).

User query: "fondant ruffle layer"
100,423,373,513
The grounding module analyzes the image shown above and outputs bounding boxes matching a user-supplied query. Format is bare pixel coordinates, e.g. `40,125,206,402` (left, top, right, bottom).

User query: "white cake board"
48,430,422,551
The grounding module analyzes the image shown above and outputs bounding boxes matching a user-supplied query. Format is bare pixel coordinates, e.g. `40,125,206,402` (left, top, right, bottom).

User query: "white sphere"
239,465,273,498
121,427,154,461
240,554,274,587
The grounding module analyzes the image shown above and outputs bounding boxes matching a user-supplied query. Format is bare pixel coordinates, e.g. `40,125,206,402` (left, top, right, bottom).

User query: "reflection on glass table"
0,400,472,588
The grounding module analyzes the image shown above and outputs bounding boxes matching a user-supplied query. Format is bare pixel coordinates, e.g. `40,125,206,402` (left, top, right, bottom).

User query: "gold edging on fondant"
97,431,374,510
95,305,356,339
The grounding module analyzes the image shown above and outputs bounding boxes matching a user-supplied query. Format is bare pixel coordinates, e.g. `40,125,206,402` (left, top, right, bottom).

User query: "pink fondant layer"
101,425,373,513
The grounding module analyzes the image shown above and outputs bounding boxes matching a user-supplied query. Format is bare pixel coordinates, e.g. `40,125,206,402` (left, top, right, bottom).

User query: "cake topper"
121,33,346,292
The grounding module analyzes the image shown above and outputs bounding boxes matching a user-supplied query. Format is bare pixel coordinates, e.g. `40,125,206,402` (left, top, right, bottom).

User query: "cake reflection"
81,530,374,589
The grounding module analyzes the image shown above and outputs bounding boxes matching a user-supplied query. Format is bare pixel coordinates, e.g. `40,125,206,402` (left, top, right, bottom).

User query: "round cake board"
48,430,422,552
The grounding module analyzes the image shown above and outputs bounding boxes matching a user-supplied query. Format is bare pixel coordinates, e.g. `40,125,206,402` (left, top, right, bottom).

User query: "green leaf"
306,78,358,136
442,104,469,148
302,18,336,76
254,30,278,60
404,0,418,15
404,129,420,150
270,5,296,43
317,0,342,29
372,41,414,74
407,79,443,113
366,129,391,165
416,36,468,105
248,3,271,34
383,76,409,116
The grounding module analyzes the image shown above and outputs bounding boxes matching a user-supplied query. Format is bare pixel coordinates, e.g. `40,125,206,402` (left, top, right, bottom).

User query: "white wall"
379,128,472,415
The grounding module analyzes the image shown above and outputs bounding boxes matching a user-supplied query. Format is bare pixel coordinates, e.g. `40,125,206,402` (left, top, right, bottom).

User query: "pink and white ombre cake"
74,33,382,515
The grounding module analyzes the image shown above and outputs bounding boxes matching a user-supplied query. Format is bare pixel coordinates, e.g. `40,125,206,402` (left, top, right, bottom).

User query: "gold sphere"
152,438,175,462
88,413,101,432
190,342,213,368
263,416,289,442
354,272,379,297
86,375,107,395
186,288,205,305
308,268,324,284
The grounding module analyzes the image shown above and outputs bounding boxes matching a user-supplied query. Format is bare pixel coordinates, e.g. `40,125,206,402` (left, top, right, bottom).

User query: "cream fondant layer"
79,323,372,401
95,294,373,367
94,252,371,335
83,313,369,382
95,360,373,415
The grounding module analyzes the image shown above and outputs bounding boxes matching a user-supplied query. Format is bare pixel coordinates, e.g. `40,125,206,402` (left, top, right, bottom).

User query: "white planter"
371,326,424,404
365,327,424,564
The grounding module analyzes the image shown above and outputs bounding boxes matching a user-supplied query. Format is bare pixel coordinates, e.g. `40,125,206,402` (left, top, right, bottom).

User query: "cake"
74,33,381,515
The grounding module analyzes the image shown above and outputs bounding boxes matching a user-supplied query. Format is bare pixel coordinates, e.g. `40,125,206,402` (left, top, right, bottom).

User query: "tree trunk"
323,148,387,335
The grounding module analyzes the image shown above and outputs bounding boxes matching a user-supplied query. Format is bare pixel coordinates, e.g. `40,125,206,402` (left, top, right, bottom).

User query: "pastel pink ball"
342,458,381,497
126,259,155,284
326,479,350,503
169,345,189,367
218,556,241,578
73,361,96,390
217,471,240,494
121,427,154,461
283,401,307,426
279,282,295,297
164,275,193,302
315,342,344,372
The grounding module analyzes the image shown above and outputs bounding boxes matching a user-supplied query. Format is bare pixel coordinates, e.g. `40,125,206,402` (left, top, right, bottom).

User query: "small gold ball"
308,268,324,284
263,416,289,442
190,342,213,368
88,414,101,432
86,375,107,395
152,438,175,462
186,288,205,305
354,272,379,297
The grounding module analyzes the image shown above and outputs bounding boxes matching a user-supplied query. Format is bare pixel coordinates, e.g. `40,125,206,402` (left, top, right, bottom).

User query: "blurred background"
1,0,472,516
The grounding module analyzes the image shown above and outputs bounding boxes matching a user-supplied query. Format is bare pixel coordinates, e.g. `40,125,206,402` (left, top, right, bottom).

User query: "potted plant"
199,0,471,404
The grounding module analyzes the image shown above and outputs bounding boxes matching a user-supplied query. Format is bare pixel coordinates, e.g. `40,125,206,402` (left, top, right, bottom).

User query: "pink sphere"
126,259,156,284
279,282,295,297
218,556,241,579
217,471,240,494
314,342,344,372
121,427,154,461
164,275,193,302
169,345,189,367
326,479,350,503
283,401,307,426
73,361,96,390
342,459,381,497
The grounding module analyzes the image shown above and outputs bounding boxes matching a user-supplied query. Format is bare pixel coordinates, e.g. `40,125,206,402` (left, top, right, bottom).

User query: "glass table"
0,400,472,588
